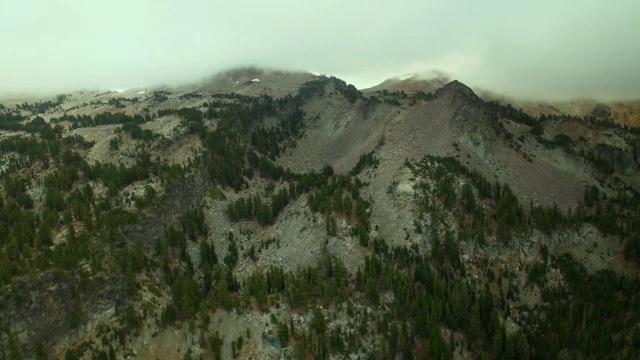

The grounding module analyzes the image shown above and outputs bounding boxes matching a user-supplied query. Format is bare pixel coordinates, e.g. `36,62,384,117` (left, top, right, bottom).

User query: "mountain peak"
438,80,475,95
363,72,450,94
435,80,482,105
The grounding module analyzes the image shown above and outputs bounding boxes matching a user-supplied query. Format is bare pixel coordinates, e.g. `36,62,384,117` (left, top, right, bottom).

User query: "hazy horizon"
1,0,638,100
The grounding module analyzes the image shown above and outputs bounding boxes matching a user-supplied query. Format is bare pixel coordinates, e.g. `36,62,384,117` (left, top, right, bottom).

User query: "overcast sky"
1,0,638,99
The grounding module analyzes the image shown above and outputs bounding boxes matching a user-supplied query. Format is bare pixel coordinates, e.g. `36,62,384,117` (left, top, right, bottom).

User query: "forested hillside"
0,69,639,359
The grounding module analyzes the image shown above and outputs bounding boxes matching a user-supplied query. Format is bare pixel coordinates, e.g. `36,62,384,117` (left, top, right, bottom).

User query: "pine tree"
311,307,327,334
469,301,481,341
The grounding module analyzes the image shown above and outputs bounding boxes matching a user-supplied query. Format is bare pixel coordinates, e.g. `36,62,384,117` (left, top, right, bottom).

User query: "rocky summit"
1,68,639,359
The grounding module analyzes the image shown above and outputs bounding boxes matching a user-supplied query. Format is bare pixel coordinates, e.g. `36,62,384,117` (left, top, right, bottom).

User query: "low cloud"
0,0,637,99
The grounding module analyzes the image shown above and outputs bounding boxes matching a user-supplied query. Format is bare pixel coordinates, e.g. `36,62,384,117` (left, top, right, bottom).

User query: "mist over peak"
1,0,637,99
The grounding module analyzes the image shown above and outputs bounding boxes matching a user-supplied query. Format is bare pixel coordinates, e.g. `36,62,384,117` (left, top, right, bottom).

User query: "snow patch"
137,90,146,95
251,78,260,83
398,74,415,81
397,180,415,195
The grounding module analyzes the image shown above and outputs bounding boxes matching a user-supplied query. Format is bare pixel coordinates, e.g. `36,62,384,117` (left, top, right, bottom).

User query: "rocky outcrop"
1,271,122,357
0,168,211,357
123,168,211,249
439,81,500,159
594,143,639,175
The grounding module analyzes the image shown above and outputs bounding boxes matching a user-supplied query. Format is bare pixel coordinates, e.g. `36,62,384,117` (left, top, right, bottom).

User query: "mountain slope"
284,79,593,210
0,69,639,359
365,73,640,128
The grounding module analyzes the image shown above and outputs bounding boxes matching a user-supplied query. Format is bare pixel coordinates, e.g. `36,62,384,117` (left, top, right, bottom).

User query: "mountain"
0,69,639,359
362,72,452,95
364,72,640,128
479,90,640,129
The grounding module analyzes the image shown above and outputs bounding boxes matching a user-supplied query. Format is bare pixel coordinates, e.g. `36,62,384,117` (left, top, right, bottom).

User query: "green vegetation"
14,95,67,114
487,101,537,126
1,76,639,360
151,90,171,103
528,254,640,358
350,150,379,176
385,155,640,358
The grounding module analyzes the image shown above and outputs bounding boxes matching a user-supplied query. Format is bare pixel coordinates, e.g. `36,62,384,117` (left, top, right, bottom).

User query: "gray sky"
1,0,638,99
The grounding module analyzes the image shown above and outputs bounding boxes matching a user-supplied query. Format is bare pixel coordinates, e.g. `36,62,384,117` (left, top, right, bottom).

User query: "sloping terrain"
287,80,590,209
362,73,451,95
366,74,640,128
0,69,639,360
478,91,640,128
